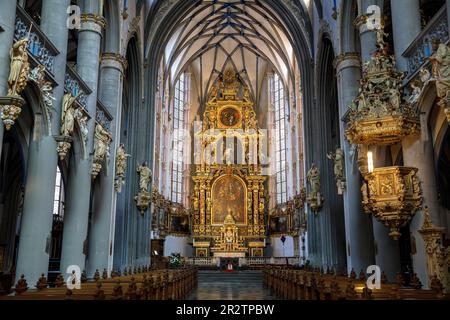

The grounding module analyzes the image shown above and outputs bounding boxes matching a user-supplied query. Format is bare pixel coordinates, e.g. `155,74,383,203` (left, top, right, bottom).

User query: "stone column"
390,0,432,287
357,0,384,62
87,53,126,276
390,0,421,72
335,53,375,274
0,1,18,157
402,134,443,287
15,0,71,285
372,146,401,280
60,11,105,277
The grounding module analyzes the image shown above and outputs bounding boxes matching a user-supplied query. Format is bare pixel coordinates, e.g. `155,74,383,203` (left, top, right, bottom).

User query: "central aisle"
187,270,276,300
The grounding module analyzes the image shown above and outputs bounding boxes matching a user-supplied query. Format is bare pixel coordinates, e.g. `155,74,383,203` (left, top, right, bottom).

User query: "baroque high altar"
191,70,266,258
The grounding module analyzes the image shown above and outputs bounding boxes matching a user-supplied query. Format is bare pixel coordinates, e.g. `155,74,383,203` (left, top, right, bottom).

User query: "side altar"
190,70,267,258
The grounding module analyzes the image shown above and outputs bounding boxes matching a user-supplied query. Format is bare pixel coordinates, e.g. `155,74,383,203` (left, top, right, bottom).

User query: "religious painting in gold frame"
211,174,247,225
217,105,242,129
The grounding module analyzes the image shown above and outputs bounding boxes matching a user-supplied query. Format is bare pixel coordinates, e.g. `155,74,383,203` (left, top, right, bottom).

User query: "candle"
367,151,374,173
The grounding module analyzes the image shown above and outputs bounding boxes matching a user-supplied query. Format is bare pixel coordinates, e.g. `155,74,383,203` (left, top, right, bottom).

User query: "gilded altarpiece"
191,70,266,257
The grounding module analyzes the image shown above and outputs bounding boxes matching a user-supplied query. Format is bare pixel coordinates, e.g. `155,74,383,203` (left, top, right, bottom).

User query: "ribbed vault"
163,0,297,104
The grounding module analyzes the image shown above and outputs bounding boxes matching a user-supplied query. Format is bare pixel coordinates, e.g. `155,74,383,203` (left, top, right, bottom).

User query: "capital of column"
101,53,128,74
334,52,361,73
80,14,107,35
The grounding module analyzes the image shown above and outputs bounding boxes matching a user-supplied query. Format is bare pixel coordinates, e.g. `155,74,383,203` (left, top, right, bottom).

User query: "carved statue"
115,143,131,191
102,268,108,280
327,148,345,194
35,273,47,290
94,269,100,282
60,93,79,137
15,274,28,295
8,38,30,96
93,124,112,163
29,64,45,84
74,108,88,144
137,161,152,192
429,38,450,99
307,163,321,195
55,274,65,288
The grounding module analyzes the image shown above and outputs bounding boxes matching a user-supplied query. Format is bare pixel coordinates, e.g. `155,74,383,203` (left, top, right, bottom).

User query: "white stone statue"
29,64,45,84
327,148,346,194
407,80,423,105
60,93,79,137
429,38,450,99
8,38,30,96
307,163,321,195
93,123,112,163
74,108,88,144
137,161,152,192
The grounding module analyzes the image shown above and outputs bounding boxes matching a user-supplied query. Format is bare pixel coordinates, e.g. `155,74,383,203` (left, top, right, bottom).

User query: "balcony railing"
14,5,59,76
96,100,113,132
65,64,91,109
403,6,449,83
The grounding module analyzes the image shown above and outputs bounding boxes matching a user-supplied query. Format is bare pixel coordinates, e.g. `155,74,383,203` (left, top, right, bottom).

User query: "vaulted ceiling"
163,0,297,105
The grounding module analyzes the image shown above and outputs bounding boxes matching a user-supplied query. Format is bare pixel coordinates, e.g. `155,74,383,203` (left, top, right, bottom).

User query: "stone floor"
187,270,277,300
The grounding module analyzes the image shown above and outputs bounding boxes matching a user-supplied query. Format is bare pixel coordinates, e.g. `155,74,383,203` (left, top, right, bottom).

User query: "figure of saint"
8,38,30,96
327,148,344,180
74,108,89,144
116,144,131,177
307,163,321,195
137,161,152,192
60,93,79,137
429,38,450,99
93,124,112,162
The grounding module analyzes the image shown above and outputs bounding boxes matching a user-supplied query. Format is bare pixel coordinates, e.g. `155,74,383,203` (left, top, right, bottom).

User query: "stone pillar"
390,0,437,288
335,53,375,274
60,11,105,277
357,0,384,62
402,134,443,287
15,0,71,285
87,53,126,276
0,1,18,158
371,146,401,280
390,0,421,72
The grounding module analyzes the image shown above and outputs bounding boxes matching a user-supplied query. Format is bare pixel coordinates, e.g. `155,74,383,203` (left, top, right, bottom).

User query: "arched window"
53,167,65,218
271,73,288,204
171,73,187,204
